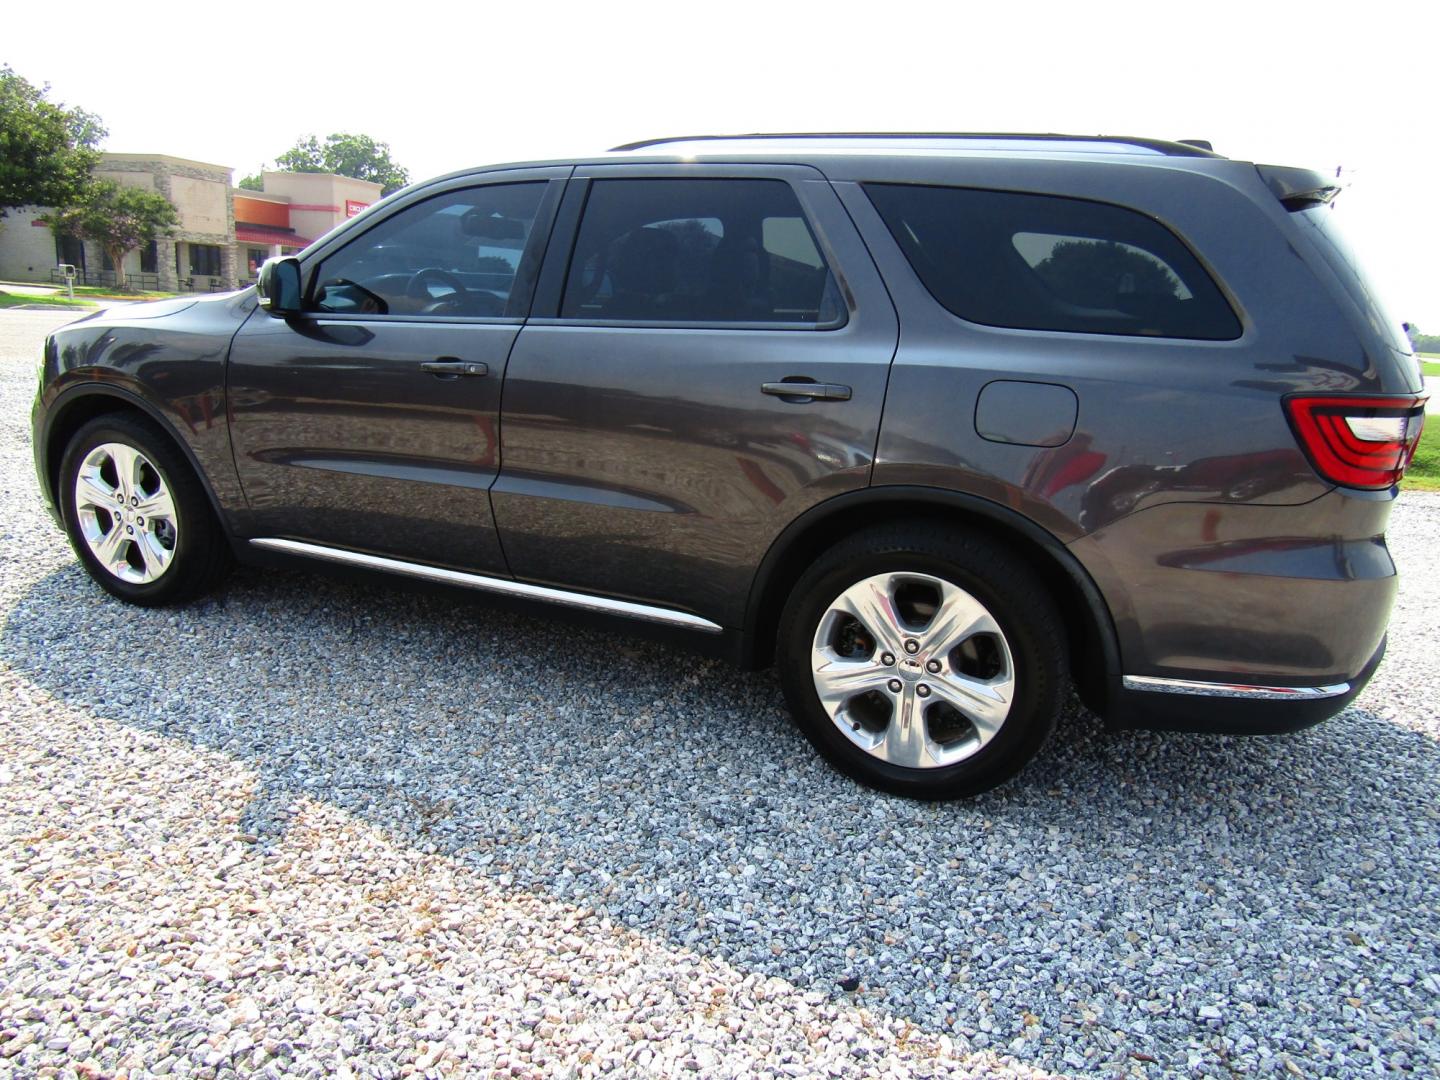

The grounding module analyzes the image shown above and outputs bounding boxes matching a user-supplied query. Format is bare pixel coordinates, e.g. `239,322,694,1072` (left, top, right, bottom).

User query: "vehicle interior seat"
603,227,679,318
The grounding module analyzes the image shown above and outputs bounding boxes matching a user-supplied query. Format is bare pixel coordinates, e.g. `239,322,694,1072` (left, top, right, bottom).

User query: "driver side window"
312,182,547,318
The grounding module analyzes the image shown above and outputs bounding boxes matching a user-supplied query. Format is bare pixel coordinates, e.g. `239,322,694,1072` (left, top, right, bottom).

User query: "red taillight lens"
1284,394,1428,490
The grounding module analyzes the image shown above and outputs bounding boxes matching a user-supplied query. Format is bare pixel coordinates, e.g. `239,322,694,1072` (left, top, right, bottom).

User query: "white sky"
9,0,1438,328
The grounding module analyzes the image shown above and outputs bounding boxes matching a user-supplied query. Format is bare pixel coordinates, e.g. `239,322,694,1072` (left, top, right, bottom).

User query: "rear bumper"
1069,491,1397,683
1067,490,1398,733
1103,635,1386,734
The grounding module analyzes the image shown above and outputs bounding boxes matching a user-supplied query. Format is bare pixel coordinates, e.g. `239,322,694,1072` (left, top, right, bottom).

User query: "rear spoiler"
1257,164,1341,211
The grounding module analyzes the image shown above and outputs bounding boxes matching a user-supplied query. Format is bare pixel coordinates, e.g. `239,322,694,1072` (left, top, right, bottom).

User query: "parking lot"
1,306,1437,1078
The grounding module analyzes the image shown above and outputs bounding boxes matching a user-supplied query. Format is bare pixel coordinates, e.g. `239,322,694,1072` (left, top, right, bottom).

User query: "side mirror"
257,256,303,314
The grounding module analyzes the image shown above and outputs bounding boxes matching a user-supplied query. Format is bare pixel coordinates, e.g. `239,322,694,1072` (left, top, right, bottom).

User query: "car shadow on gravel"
5,561,1439,1073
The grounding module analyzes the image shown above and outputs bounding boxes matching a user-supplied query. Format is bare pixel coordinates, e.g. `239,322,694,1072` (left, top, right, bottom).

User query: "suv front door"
227,169,565,572
491,164,899,626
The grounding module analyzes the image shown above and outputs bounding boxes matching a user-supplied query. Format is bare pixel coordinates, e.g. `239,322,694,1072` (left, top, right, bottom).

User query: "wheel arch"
41,384,230,530
743,486,1121,714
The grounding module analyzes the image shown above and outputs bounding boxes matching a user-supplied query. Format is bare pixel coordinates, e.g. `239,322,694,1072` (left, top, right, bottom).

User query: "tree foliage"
271,133,410,195
237,173,262,191
0,63,106,218
1032,240,1182,308
49,181,178,290
1406,325,1440,354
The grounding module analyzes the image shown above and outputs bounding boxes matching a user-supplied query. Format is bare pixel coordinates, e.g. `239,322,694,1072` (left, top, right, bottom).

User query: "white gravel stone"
1,307,1438,1078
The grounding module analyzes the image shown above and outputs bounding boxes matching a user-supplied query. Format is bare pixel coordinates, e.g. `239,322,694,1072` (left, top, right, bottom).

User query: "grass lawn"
1420,355,1440,377
0,284,182,310
68,284,178,301
1404,418,1440,492
0,290,96,310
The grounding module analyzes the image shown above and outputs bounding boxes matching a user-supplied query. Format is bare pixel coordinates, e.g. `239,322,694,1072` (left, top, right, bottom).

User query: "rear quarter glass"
863,183,1242,341
1292,205,1415,362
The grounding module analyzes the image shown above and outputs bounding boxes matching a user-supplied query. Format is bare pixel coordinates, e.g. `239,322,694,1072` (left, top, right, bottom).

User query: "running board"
1121,675,1350,700
248,538,724,633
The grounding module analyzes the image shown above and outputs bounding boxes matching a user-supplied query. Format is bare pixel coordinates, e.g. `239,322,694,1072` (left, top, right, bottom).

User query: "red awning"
235,225,313,248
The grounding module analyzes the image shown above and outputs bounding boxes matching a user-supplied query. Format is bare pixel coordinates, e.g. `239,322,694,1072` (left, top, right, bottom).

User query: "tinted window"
1293,204,1411,356
865,184,1240,340
314,182,546,318
55,232,85,271
189,244,222,277
561,179,843,325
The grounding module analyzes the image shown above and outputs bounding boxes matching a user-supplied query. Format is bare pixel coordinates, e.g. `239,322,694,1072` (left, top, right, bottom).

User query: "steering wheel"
406,266,468,302
405,267,506,316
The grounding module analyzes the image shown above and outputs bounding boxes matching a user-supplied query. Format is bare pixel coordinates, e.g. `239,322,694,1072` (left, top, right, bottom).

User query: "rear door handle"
421,359,488,377
761,381,852,401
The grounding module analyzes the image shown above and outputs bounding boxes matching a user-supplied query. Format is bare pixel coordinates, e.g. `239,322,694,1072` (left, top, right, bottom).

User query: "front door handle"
421,359,488,377
761,381,852,401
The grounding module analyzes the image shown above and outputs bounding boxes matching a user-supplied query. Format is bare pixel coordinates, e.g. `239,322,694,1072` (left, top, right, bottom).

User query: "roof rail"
609,132,1224,158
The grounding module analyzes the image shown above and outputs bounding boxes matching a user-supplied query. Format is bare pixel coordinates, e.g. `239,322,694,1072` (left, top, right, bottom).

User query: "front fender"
33,293,257,531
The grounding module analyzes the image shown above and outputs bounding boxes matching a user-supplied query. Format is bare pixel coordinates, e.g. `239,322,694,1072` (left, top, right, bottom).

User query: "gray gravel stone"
1,307,1438,1078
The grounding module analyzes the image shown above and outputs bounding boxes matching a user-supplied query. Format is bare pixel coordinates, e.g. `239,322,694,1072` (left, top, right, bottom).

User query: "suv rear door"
491,164,899,626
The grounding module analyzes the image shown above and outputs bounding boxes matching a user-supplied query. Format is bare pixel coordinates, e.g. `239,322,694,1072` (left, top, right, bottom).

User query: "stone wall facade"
0,153,383,293
95,156,238,291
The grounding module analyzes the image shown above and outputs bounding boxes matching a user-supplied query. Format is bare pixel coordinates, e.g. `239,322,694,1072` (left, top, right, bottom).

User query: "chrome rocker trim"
1121,675,1351,700
249,538,724,633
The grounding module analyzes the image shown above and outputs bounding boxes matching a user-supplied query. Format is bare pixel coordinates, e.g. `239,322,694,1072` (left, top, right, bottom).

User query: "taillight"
1284,394,1428,490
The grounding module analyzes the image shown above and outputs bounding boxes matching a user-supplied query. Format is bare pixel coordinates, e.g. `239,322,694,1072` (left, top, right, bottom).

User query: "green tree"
271,133,410,195
49,181,178,291
0,63,106,218
237,173,262,191
1405,324,1440,354
1032,239,1182,308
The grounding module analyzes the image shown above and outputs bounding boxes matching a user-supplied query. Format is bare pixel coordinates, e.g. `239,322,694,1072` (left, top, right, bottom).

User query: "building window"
54,234,85,273
246,248,269,275
189,244,222,277
140,241,158,274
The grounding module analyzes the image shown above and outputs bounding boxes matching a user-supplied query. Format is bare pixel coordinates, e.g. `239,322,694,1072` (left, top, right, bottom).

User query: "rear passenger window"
865,184,1241,340
561,179,844,326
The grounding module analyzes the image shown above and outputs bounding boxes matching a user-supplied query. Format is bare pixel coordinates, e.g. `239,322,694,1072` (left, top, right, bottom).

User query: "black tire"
58,412,232,606
777,522,1068,799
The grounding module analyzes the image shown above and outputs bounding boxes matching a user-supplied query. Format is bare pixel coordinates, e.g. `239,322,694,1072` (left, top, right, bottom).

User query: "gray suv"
31,133,1428,798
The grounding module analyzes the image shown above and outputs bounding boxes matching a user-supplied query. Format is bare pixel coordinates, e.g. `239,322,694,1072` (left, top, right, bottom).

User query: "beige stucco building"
234,171,382,281
0,153,381,292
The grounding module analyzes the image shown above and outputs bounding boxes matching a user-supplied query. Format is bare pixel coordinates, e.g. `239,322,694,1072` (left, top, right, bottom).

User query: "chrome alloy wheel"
810,572,1015,769
73,442,179,584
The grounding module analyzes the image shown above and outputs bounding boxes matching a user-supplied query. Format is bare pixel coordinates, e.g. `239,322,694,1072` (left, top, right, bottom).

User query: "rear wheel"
777,523,1068,799
58,413,231,605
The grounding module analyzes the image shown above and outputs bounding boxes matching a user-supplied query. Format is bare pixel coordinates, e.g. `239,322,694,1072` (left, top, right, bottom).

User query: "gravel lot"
1,306,1438,1079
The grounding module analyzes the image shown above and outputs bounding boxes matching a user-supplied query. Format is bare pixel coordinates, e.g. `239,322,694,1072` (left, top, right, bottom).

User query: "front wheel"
777,524,1068,799
58,413,232,606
